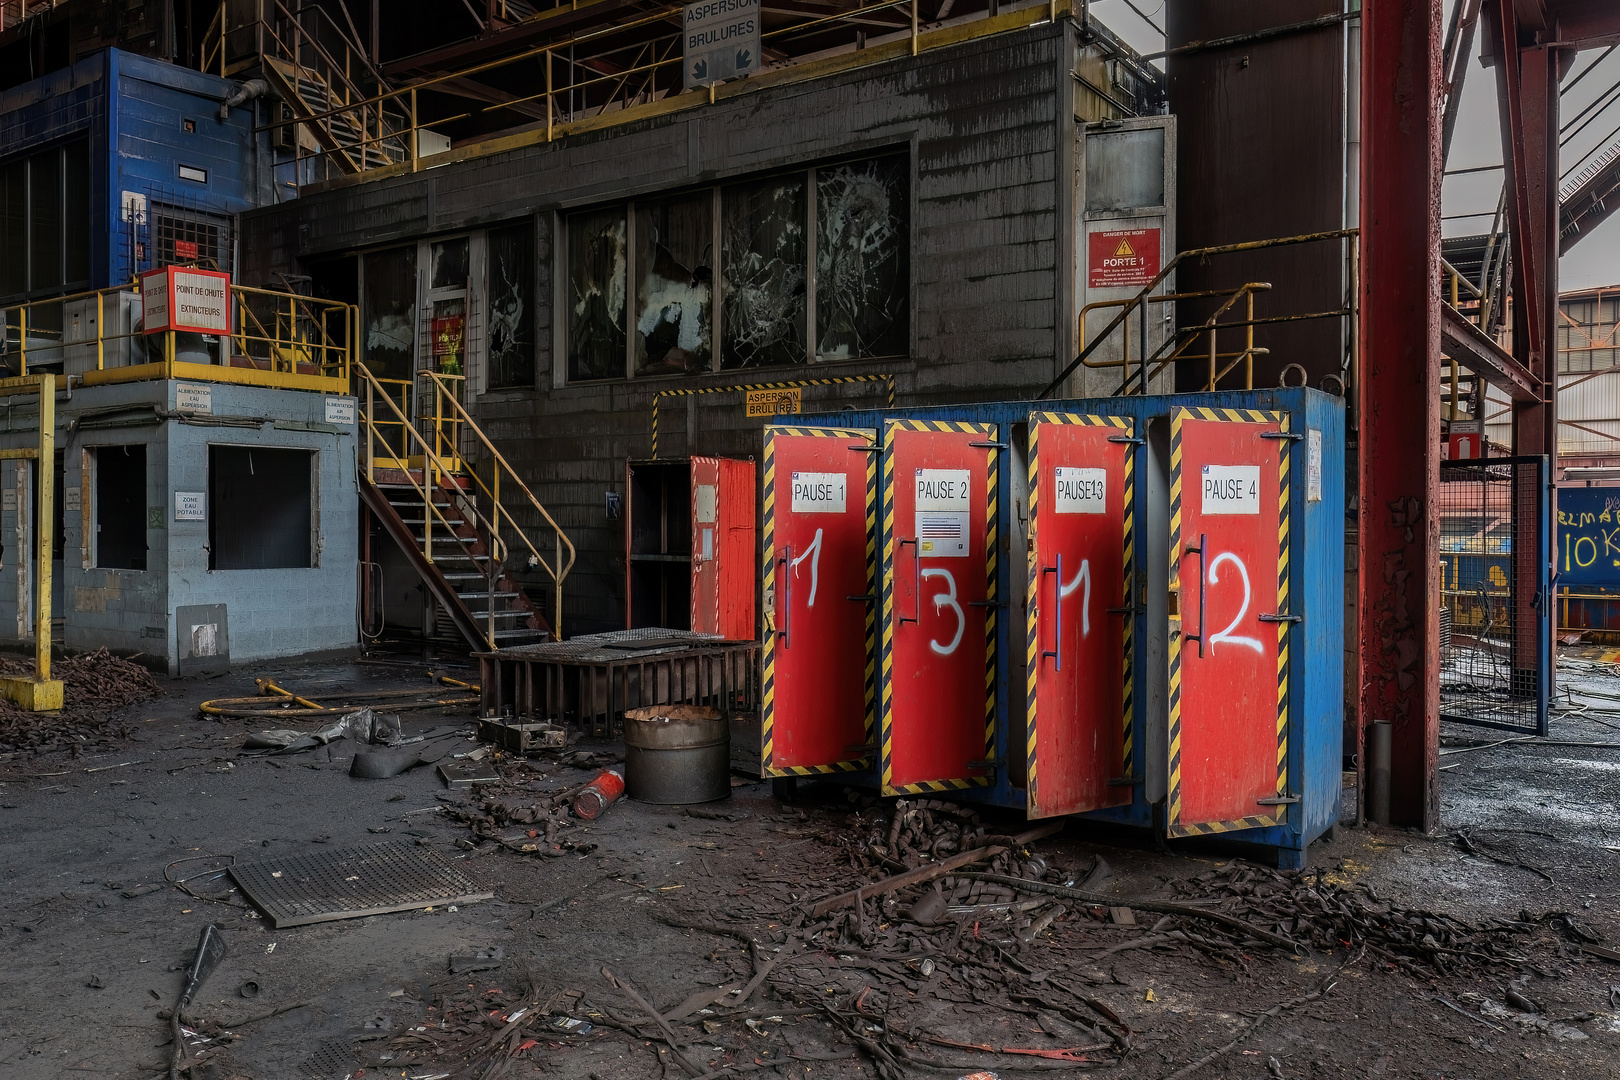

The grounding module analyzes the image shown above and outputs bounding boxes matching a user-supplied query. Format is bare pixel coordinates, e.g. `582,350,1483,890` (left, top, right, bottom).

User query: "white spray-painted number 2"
1206,552,1263,654
921,568,965,656
790,529,824,608
1059,558,1092,638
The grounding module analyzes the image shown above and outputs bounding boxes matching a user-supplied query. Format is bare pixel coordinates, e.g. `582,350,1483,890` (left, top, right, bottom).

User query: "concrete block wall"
240,22,1077,636
0,382,358,671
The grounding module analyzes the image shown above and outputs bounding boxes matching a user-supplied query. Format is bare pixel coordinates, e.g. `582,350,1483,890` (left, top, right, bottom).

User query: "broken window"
635,192,713,376
721,175,806,369
567,208,628,381
362,246,417,381
815,155,909,360
430,237,470,290
486,223,535,388
209,446,313,571
95,444,147,571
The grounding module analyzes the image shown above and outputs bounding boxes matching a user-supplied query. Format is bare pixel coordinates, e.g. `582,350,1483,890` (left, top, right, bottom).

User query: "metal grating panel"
299,1038,354,1079
484,627,728,663
230,842,493,929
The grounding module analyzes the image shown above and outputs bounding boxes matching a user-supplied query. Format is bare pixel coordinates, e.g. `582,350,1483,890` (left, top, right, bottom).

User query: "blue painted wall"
0,49,272,292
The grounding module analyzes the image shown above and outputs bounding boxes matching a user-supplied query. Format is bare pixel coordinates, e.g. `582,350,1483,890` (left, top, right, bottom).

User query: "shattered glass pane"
568,208,628,381
486,224,535,388
721,175,806,369
635,192,713,376
362,245,416,381
816,155,909,360
430,237,470,289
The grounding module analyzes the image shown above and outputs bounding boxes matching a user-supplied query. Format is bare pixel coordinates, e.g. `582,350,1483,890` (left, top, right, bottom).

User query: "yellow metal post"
0,374,63,710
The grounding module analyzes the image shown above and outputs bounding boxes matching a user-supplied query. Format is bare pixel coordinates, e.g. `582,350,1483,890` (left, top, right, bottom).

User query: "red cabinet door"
761,426,877,776
1025,412,1134,819
691,457,755,639
1167,407,1292,836
880,421,997,795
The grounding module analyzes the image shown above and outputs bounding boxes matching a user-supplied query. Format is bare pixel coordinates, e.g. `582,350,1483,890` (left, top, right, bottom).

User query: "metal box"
763,387,1345,868
476,716,567,753
64,292,142,375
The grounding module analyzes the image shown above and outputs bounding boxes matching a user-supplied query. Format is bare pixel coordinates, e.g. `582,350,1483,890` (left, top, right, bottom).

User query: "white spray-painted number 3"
921,568,965,656
1059,558,1092,638
1206,552,1263,654
790,528,823,608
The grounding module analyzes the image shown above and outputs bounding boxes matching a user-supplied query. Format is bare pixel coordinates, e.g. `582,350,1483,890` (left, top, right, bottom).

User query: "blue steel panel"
799,388,1346,867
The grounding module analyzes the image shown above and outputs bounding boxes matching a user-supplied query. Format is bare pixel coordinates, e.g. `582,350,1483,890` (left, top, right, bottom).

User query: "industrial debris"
0,647,163,756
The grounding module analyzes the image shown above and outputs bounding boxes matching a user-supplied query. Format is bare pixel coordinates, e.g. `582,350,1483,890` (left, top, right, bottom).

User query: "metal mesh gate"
1438,456,1549,734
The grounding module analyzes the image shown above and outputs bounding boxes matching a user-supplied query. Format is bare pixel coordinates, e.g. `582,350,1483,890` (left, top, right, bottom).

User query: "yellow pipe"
255,678,324,711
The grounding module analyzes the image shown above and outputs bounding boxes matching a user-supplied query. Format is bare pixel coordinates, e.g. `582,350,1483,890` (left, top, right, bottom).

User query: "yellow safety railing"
355,362,576,641
1040,229,1360,399
1,283,352,394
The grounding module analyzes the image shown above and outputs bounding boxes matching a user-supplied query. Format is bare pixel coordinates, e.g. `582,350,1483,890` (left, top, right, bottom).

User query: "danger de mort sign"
684,0,761,89
1087,228,1161,289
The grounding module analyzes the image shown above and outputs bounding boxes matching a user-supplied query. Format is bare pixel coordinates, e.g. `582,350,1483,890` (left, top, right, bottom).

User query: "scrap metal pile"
0,647,162,755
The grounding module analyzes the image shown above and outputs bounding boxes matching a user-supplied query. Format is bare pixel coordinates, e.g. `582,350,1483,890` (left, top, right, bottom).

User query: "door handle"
1042,553,1062,671
1184,532,1206,658
777,545,793,648
898,538,919,625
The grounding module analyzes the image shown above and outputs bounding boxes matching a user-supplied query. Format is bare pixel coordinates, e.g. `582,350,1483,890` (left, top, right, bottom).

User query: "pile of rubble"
0,647,162,756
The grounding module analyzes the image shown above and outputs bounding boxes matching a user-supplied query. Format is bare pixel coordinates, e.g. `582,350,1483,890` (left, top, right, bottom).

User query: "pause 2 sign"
1201,464,1260,515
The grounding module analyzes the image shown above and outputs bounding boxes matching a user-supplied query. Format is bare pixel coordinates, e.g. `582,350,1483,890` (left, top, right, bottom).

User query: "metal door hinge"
1107,435,1145,445
1256,795,1300,806
850,444,882,452
1261,431,1304,442
1108,775,1144,787
968,441,1008,449
1257,612,1302,624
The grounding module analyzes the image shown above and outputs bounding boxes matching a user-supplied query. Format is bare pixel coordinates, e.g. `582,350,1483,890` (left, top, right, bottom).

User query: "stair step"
397,517,466,527
492,628,547,640
455,591,522,600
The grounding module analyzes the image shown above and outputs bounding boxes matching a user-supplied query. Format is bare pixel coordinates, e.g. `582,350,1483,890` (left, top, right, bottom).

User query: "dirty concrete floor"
0,657,1616,1080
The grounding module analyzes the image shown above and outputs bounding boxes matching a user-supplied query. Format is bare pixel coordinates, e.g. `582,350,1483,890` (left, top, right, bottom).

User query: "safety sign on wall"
1087,228,1161,288
684,0,761,88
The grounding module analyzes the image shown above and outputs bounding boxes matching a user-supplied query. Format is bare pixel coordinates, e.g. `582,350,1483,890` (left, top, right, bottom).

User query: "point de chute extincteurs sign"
684,0,761,89
139,266,232,335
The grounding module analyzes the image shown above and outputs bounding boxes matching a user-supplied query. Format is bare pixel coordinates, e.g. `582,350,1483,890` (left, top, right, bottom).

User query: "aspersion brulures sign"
684,0,761,89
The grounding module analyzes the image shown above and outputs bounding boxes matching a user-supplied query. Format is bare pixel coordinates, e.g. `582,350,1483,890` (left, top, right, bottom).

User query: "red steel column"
1359,0,1443,830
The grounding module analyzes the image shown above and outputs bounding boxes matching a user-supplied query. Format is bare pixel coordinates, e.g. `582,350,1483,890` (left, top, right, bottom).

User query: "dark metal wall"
240,24,1073,635
1166,1,1349,391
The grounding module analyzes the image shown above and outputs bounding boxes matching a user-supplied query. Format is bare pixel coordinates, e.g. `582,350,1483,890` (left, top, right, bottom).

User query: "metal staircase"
355,363,576,652
261,55,410,175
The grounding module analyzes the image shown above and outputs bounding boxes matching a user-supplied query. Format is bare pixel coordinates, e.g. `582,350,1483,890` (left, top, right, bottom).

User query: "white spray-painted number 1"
1207,551,1263,654
790,528,823,608
1059,558,1092,638
921,568,965,656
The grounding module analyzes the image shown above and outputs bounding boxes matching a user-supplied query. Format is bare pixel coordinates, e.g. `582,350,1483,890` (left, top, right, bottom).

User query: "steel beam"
1359,0,1443,831
1439,305,1541,403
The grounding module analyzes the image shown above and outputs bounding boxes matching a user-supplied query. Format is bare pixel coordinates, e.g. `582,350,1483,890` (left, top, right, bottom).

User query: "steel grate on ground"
230,841,493,929
486,627,730,662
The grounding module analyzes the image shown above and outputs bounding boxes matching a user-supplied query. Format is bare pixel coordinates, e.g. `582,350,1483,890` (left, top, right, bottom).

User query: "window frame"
0,137,93,306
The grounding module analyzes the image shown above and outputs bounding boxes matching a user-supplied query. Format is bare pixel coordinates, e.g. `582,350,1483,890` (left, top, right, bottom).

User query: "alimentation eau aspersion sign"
684,0,761,89
140,267,232,335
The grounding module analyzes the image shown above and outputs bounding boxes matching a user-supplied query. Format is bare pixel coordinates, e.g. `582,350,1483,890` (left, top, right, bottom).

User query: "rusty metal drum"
622,705,730,804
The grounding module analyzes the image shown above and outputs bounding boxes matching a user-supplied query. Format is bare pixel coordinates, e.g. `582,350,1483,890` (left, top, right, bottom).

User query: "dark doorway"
96,444,147,571
210,446,313,570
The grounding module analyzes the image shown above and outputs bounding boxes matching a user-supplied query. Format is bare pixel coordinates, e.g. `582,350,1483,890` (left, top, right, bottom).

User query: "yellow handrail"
421,369,577,635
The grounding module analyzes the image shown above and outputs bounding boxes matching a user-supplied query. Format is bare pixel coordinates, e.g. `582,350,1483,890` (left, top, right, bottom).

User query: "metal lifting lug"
849,444,883,452
1107,775,1144,786
968,441,1008,449
1257,612,1303,624
1260,431,1304,442
845,593,877,603
1255,794,1301,806
1107,435,1146,445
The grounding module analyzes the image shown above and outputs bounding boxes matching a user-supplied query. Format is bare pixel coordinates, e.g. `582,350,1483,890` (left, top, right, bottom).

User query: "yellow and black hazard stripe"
1022,413,1135,817
1165,406,1290,839
879,418,996,796
651,375,897,459
759,425,877,778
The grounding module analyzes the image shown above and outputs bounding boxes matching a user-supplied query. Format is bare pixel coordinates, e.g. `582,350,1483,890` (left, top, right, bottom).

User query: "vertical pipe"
1368,720,1392,824
35,374,52,684
96,291,104,370
1243,287,1254,389
1359,0,1443,832
911,0,918,54
546,50,553,142
410,88,419,171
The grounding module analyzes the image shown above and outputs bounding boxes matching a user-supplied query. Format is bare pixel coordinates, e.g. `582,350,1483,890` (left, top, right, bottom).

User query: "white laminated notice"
1053,467,1106,514
791,472,846,514
695,484,718,523
915,469,970,557
1307,429,1322,502
1201,464,1260,515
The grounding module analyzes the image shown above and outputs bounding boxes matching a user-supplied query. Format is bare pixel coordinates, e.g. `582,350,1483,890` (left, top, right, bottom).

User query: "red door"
1025,413,1134,819
1167,407,1291,836
880,421,997,795
691,457,755,639
761,426,877,776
